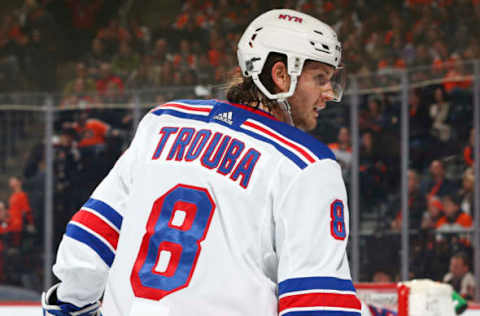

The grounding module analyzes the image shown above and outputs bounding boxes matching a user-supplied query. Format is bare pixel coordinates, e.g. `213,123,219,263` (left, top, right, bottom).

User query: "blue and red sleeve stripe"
278,277,362,316
65,198,123,267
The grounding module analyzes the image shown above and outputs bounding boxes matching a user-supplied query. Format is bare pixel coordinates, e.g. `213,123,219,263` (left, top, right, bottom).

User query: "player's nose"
320,82,335,102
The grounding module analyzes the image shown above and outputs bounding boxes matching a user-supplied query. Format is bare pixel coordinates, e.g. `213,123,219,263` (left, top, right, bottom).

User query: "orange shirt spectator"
443,63,473,93
436,193,472,231
463,128,475,167
208,48,224,67
436,212,472,229
74,119,110,148
464,146,473,166
175,12,190,29
7,177,33,233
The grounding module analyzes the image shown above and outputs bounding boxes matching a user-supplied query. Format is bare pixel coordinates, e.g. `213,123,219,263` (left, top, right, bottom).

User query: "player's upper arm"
53,115,151,305
275,159,361,316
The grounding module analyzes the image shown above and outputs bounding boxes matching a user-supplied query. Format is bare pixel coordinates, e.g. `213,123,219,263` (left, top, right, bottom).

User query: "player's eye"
316,75,329,86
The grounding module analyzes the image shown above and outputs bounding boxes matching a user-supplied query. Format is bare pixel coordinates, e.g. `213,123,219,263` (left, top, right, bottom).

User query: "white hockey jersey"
53,99,361,316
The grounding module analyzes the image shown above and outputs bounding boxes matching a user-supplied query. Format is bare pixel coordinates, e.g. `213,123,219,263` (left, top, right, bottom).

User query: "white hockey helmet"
237,9,344,102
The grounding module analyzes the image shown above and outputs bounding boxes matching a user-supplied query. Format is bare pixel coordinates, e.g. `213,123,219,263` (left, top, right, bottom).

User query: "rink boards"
0,303,480,316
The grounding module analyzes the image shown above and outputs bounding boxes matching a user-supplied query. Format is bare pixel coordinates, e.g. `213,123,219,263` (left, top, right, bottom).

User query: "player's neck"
252,101,291,125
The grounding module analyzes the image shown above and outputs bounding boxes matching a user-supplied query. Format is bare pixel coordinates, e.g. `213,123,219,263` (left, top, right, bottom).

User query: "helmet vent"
314,30,323,35
255,27,263,32
251,34,257,41
322,44,330,50
314,48,330,54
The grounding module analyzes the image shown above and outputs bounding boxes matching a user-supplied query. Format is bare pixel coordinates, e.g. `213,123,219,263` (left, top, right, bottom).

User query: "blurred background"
0,0,479,305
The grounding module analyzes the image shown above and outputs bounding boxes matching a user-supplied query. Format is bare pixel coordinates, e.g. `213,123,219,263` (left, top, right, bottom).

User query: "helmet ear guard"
249,55,305,101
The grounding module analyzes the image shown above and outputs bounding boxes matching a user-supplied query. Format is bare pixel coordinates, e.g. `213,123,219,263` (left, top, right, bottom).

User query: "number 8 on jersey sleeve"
330,199,346,240
130,184,216,300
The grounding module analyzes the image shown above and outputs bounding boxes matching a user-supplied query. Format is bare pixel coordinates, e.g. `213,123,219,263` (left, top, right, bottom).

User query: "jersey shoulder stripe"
151,101,214,118
149,99,335,169
241,118,319,166
278,277,361,316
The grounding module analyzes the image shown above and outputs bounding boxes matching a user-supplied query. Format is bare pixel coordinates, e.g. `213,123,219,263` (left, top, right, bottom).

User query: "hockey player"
43,8,361,316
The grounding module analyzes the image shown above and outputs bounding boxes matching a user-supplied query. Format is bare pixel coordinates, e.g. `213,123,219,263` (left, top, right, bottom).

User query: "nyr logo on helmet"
278,14,303,23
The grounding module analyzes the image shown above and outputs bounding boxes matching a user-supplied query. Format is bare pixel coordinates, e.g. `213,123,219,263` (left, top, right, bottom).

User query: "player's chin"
303,116,318,131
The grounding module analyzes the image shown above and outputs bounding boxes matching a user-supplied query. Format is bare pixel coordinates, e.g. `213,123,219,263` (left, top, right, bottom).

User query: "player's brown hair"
226,53,286,112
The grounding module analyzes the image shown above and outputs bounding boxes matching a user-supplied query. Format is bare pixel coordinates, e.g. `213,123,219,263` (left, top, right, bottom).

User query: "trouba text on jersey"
151,126,261,189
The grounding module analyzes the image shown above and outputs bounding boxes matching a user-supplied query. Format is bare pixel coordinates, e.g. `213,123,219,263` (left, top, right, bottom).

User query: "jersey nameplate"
152,126,261,189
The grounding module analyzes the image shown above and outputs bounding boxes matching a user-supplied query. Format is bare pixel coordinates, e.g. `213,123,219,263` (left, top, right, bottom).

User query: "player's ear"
271,61,290,93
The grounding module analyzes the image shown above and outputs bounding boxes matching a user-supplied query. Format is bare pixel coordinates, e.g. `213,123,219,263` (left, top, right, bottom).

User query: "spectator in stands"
328,127,352,180
95,62,124,95
7,176,34,247
443,55,473,94
96,18,130,56
463,38,480,61
458,168,475,216
359,96,387,134
437,193,472,232
173,39,197,71
63,62,96,96
207,37,226,68
195,54,215,84
0,200,10,234
158,60,175,86
111,40,140,79
66,0,103,56
429,86,451,143
0,200,9,281
422,160,456,200
152,38,171,67
20,0,58,47
60,78,97,109
372,270,392,283
127,17,151,55
421,195,444,230
63,111,111,151
24,28,57,91
409,44,432,82
463,128,475,167
84,38,109,76
99,80,127,104
359,130,387,208
443,252,476,300
0,14,23,93
390,169,427,230
125,54,157,90
409,88,433,169
52,127,82,247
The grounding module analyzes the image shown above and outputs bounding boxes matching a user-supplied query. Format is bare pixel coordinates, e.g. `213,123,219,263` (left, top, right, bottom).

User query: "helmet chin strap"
277,99,295,127
251,73,298,127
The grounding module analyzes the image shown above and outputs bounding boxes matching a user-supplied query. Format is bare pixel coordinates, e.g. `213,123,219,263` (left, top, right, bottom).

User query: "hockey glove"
42,283,102,316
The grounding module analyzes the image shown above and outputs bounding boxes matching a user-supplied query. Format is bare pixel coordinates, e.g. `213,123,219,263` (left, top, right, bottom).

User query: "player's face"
288,62,335,131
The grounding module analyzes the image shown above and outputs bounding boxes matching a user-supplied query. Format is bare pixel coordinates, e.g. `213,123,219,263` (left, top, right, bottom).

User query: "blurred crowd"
0,0,479,297
324,81,476,293
1,0,479,95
